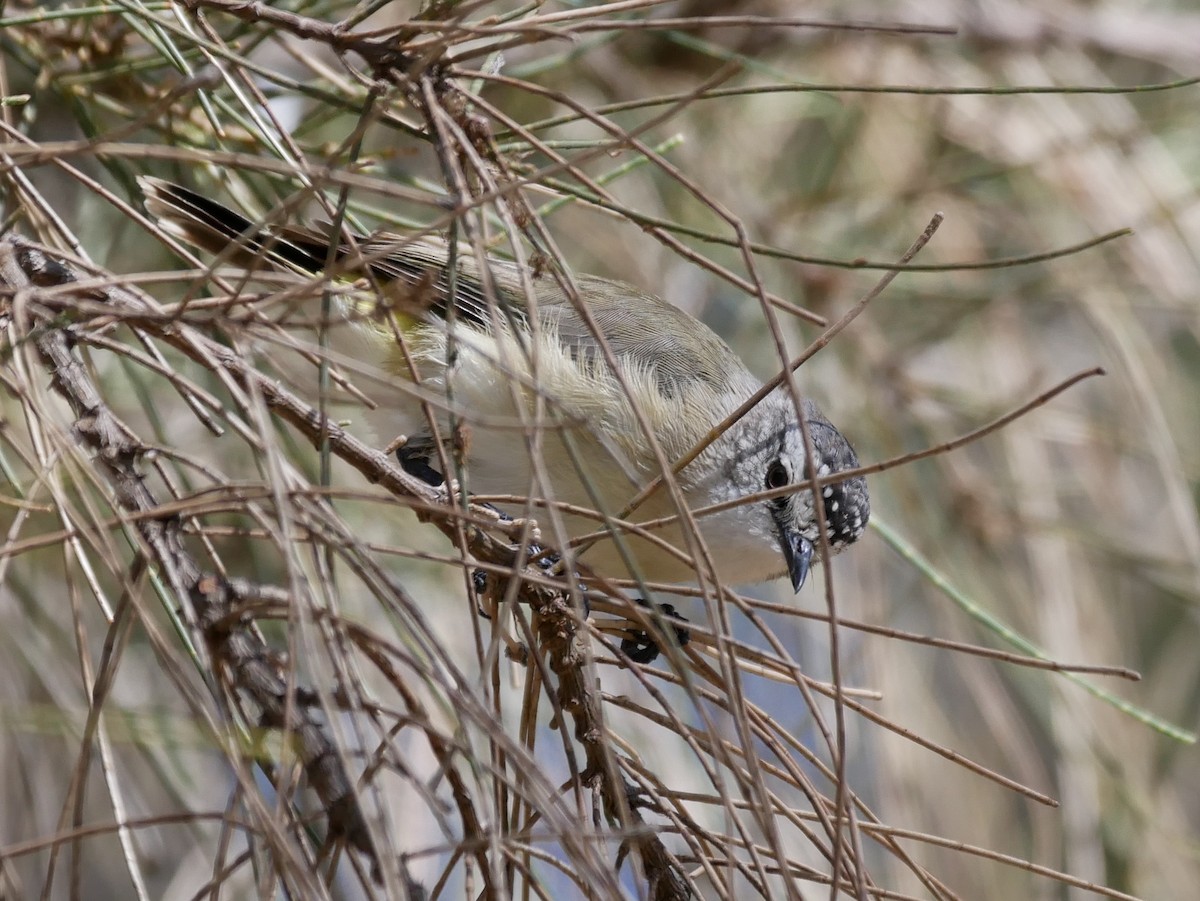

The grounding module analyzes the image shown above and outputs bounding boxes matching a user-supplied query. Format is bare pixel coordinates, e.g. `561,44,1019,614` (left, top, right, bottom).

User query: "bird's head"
706,393,870,590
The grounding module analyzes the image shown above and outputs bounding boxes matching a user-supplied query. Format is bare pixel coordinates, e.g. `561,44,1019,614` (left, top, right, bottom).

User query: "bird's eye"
765,460,789,491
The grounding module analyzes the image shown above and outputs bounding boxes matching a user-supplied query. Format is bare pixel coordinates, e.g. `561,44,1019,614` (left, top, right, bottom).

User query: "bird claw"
620,598,691,663
400,450,588,620
470,549,590,619
396,446,444,487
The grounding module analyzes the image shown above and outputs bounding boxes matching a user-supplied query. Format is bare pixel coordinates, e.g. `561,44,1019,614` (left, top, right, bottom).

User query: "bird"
140,177,869,592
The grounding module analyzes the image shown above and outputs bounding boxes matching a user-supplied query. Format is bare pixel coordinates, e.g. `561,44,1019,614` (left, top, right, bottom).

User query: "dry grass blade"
0,2,1197,900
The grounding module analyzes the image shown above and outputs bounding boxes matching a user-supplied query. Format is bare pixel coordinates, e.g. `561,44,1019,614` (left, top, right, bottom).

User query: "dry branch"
0,234,692,899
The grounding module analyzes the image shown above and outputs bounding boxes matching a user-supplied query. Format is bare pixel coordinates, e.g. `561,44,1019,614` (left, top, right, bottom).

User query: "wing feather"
141,178,745,399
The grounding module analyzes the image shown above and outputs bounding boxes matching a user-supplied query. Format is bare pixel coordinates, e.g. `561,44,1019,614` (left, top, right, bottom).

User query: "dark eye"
765,460,789,491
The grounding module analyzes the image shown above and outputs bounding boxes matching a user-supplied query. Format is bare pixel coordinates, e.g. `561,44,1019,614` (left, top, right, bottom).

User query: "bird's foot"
620,598,691,664
396,445,444,487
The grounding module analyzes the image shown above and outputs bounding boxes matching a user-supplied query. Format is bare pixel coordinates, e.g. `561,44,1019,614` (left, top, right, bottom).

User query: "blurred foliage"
0,1,1198,899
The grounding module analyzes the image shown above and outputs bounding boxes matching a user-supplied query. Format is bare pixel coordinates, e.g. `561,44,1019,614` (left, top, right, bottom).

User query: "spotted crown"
808,419,870,549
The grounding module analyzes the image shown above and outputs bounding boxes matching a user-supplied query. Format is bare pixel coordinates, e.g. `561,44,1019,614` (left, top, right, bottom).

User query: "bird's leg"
397,445,445,487
397,445,586,619
396,443,498,616
396,444,673,655
471,547,590,621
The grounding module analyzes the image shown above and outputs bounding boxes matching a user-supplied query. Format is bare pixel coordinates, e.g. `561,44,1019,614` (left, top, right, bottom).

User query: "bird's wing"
536,275,743,398
141,178,745,398
342,232,747,400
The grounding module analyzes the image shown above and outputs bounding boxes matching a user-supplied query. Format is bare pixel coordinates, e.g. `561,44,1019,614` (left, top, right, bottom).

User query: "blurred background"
1,1,1197,898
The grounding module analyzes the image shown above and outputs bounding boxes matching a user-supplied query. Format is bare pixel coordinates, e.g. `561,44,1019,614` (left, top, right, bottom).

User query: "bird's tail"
139,176,335,276
139,177,514,336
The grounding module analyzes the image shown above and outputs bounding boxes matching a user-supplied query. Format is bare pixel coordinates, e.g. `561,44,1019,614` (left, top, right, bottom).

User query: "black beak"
782,531,813,591
773,510,814,591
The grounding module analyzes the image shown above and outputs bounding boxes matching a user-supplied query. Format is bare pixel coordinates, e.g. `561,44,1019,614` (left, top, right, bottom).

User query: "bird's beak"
773,509,814,591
